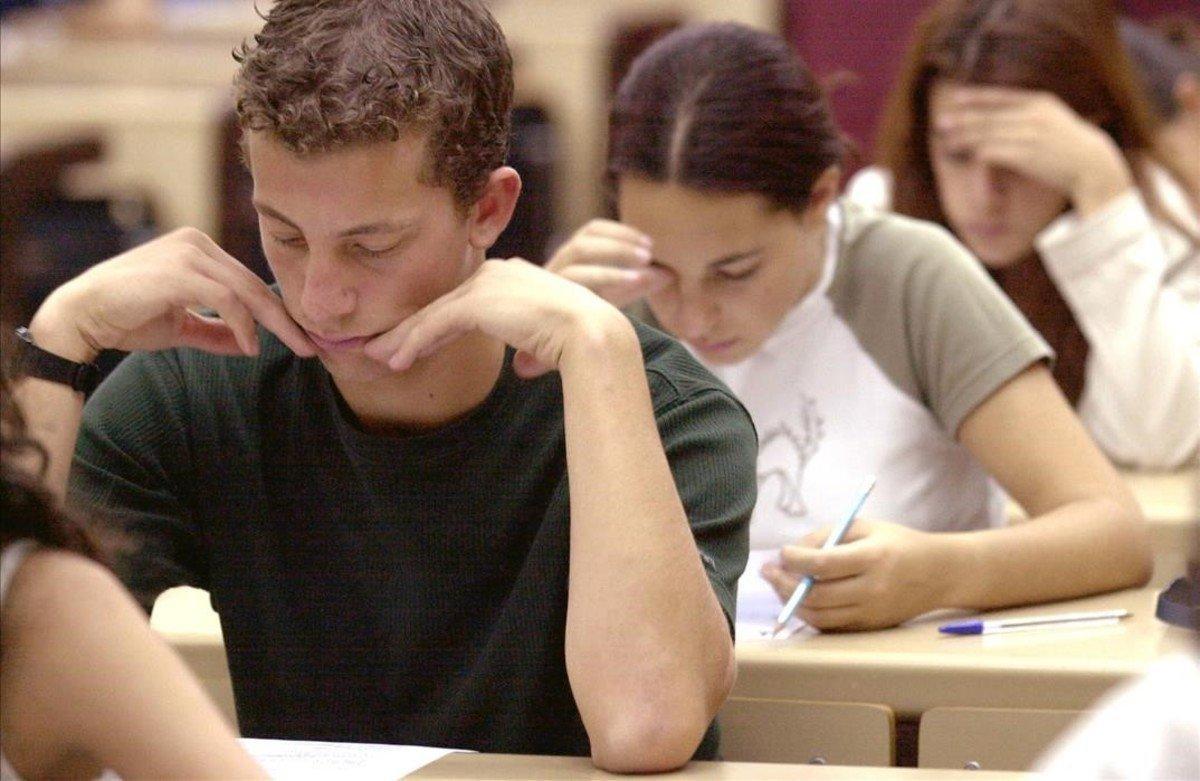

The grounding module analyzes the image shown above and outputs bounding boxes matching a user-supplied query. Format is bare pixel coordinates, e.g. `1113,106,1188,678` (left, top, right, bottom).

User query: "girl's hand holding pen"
761,520,966,631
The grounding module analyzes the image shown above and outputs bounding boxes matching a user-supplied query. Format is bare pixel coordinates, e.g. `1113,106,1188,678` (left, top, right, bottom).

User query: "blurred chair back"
490,103,559,264
1,136,155,376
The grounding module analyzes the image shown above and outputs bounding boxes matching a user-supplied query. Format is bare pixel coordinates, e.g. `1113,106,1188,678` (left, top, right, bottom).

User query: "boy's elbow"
584,631,734,772
589,709,708,774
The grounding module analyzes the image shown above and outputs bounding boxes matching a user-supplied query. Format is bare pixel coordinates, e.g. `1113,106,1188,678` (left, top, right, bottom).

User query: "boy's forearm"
558,314,733,770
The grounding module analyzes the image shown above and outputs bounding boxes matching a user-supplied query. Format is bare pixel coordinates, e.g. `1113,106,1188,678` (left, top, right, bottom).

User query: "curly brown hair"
233,0,513,208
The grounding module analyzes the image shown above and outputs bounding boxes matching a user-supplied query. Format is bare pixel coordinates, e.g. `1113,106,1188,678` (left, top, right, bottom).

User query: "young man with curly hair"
13,0,755,771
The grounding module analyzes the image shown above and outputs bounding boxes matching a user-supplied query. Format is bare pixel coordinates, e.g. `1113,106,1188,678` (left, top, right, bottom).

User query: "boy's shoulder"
629,316,746,416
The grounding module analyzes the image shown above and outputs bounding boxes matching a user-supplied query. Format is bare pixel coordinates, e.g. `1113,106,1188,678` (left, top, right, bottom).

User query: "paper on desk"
735,552,805,641
241,738,466,780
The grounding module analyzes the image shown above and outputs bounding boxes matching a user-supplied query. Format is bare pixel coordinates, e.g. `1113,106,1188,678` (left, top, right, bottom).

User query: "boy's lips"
305,330,372,352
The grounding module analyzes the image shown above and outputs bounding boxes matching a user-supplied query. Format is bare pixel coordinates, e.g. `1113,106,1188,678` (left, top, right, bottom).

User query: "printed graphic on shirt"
756,395,824,519
702,205,1020,625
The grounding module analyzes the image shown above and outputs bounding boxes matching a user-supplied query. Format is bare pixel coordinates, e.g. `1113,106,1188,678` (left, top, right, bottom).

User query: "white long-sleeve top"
846,166,1200,468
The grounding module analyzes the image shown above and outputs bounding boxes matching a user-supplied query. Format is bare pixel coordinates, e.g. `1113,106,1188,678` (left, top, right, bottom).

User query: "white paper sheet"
241,738,466,779
735,552,805,641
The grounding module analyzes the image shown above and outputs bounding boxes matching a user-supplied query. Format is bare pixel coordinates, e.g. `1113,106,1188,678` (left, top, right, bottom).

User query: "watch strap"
13,326,101,394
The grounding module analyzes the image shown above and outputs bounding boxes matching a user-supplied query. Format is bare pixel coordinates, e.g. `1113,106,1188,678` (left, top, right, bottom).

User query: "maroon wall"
1121,1,1200,19
783,1,1198,174
783,1,931,173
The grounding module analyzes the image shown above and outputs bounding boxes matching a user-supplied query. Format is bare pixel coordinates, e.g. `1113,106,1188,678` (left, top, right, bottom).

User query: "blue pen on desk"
939,609,1131,636
772,476,877,637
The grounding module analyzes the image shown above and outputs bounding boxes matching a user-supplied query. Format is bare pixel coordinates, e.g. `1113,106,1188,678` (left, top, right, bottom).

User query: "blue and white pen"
771,476,877,637
938,609,1131,636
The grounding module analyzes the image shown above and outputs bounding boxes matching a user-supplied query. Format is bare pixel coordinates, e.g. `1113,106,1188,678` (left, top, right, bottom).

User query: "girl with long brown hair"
851,0,1199,469
0,326,264,778
549,21,1150,631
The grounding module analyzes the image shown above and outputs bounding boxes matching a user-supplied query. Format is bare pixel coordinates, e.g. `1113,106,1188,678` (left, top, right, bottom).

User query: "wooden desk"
152,555,1192,769
731,557,1193,768
732,556,1192,719
1123,468,1198,555
407,752,1031,779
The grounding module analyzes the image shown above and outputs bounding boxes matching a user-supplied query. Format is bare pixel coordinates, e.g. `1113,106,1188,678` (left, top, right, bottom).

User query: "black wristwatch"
13,326,101,394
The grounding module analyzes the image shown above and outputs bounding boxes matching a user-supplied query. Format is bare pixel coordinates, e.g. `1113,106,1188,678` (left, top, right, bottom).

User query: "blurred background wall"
1,0,1194,332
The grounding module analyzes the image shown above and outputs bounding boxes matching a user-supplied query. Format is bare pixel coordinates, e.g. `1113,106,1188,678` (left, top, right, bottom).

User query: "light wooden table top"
1123,468,1198,555
153,553,1195,728
733,555,1195,718
407,752,1030,779
1120,467,1197,522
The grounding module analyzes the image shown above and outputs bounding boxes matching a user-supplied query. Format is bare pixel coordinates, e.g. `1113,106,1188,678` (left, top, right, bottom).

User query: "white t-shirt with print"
694,202,1050,626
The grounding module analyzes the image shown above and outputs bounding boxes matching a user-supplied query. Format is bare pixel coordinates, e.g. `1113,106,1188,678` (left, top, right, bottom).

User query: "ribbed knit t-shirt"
69,317,756,758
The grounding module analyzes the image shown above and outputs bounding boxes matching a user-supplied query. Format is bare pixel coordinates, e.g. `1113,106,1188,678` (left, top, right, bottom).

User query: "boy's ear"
468,166,522,252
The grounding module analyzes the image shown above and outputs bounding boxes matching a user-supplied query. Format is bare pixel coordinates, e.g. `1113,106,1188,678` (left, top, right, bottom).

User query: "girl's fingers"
780,539,874,581
548,234,652,273
561,264,647,288
938,127,1037,169
578,219,654,248
972,140,1039,174
763,562,871,617
760,561,800,603
936,108,1029,137
803,575,869,610
559,265,668,307
796,604,864,631
948,84,1036,107
798,518,872,548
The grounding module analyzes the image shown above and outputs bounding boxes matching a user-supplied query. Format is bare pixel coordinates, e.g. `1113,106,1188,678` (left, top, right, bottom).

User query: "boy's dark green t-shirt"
69,318,755,758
